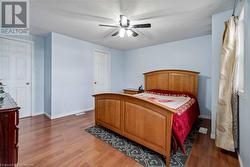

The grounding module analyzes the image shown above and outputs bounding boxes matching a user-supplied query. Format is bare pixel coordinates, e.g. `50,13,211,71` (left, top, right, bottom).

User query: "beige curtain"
216,16,238,152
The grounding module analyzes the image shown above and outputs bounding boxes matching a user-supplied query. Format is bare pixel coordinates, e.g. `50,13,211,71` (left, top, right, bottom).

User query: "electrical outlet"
199,127,208,134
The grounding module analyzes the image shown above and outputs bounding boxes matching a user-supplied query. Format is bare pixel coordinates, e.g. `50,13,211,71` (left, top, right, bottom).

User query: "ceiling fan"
99,15,151,38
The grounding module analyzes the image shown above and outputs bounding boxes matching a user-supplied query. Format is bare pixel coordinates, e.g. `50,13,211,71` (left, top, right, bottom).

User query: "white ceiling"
30,0,234,50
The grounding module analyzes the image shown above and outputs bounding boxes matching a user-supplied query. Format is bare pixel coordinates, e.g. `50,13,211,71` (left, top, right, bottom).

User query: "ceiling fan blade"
112,31,119,36
132,28,153,40
132,24,151,28
99,24,119,28
103,28,119,38
130,29,138,37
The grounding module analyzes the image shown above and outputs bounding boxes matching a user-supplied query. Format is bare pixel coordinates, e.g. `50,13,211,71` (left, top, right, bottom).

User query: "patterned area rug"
85,120,201,167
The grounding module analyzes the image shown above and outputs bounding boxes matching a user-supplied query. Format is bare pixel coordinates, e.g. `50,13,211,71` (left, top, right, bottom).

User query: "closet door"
93,51,111,94
0,38,32,118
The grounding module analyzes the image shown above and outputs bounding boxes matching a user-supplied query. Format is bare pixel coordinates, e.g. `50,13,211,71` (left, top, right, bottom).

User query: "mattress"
134,92,195,114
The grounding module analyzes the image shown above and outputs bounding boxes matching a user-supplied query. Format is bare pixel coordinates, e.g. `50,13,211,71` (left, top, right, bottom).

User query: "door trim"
0,36,36,116
93,49,111,93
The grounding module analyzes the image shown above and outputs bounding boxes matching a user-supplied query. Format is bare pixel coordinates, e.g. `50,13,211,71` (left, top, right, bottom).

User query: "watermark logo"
0,0,29,35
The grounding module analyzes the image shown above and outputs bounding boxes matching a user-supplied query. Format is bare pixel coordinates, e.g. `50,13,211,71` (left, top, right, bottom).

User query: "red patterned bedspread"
146,89,200,154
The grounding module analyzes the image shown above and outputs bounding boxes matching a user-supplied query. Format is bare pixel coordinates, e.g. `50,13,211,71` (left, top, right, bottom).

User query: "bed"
93,70,200,167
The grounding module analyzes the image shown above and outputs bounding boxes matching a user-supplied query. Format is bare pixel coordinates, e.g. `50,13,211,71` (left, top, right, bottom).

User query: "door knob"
94,82,97,84
26,82,30,85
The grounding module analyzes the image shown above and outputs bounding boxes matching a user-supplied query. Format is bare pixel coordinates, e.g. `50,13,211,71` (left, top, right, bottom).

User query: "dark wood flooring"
18,111,240,167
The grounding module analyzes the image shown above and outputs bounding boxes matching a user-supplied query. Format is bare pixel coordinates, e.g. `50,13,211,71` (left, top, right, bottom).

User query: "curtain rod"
232,0,245,17
232,0,237,16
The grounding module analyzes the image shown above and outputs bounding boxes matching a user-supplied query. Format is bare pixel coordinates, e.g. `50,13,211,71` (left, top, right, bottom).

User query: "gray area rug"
85,120,201,167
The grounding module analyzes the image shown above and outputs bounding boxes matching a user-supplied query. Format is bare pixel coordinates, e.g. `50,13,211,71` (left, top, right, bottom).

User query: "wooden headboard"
144,70,200,97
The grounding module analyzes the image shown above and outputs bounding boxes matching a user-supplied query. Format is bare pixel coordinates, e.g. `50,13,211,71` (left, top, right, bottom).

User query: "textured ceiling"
30,0,234,50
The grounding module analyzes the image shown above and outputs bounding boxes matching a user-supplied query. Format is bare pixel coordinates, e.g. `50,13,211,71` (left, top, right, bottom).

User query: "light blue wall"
111,50,125,92
0,35,45,115
30,35,45,115
239,1,250,166
123,35,212,116
47,32,124,118
44,33,52,117
211,10,233,139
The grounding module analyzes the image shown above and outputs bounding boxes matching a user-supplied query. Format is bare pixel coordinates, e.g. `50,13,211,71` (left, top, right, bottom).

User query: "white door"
93,51,111,94
0,37,32,118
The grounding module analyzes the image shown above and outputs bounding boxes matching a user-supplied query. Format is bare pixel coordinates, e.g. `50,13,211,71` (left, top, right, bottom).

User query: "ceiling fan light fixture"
119,28,125,38
120,15,128,26
99,15,151,38
126,29,133,37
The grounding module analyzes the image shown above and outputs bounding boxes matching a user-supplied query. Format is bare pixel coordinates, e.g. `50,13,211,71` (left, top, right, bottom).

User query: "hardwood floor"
18,111,240,167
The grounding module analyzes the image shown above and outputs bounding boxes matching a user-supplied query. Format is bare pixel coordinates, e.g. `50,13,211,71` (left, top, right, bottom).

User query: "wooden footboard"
93,93,174,166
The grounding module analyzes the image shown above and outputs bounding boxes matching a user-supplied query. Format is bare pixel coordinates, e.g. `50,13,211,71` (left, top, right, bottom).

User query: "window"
236,7,244,93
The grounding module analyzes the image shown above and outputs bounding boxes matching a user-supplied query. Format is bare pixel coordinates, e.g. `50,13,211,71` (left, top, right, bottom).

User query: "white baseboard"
32,112,44,116
49,108,93,120
199,114,211,119
238,152,244,167
82,108,94,112
44,112,51,119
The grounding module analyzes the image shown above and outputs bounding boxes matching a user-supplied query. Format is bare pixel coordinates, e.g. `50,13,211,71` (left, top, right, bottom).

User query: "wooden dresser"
123,88,143,95
0,94,20,167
